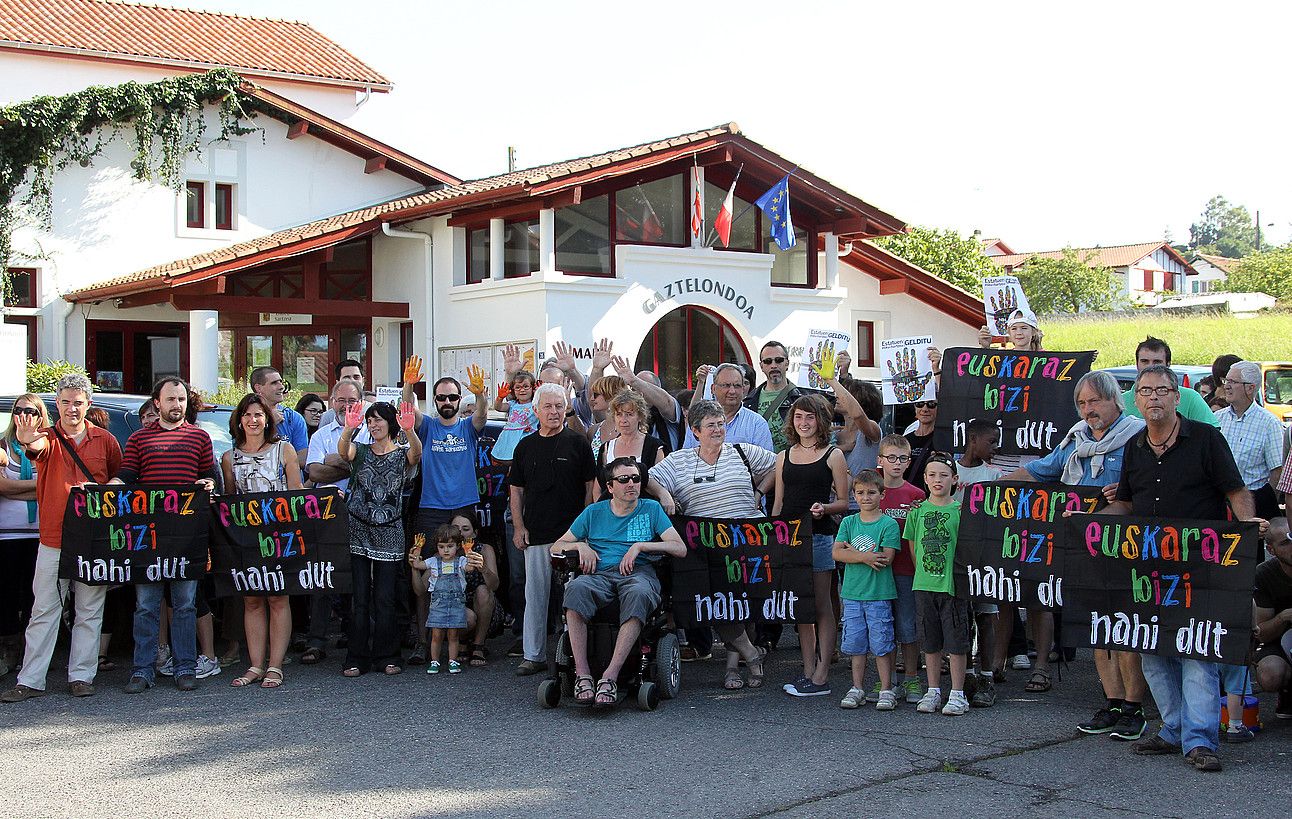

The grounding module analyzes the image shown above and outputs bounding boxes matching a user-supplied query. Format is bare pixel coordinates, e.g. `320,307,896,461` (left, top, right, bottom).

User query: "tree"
1222,246,1292,300
1188,195,1256,258
1014,249,1120,315
871,226,995,295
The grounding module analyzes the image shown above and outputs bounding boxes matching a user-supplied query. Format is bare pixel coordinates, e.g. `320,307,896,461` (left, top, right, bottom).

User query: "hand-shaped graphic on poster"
797,329,852,390
983,277,1032,337
880,336,936,405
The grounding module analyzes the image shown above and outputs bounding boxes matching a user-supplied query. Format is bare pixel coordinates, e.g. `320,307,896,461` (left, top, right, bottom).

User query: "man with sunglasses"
743,341,804,453
551,457,684,705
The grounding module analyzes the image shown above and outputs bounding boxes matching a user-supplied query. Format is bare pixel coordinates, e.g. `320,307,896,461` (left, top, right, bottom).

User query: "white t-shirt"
953,461,1004,503
306,421,372,491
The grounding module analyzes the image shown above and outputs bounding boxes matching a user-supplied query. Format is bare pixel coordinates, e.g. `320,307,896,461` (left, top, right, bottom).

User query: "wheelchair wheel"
654,632,681,699
636,680,660,711
537,679,561,709
555,632,572,665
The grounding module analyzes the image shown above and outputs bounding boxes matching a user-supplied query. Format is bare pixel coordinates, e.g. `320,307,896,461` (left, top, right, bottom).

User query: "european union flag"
754,174,795,251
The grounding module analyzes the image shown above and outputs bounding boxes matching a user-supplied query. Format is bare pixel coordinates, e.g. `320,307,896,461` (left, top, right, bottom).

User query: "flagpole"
707,165,798,248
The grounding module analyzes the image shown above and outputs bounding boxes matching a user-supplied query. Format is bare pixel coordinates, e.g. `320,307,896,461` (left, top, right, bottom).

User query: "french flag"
714,179,737,247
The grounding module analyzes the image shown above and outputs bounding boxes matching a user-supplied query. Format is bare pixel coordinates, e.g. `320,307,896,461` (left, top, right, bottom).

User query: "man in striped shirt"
113,378,218,694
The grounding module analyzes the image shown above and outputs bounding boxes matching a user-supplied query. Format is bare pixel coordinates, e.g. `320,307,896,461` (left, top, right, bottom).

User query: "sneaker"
866,681,883,703
783,676,810,694
1276,688,1292,720
840,687,865,709
900,678,924,704
916,690,942,713
1010,653,1032,670
174,674,197,691
970,679,996,708
195,655,221,679
876,689,898,711
785,680,831,697
1131,734,1180,755
1078,706,1122,735
1222,725,1254,743
942,691,970,715
448,660,462,675
1109,711,1146,741
156,647,174,677
427,661,441,675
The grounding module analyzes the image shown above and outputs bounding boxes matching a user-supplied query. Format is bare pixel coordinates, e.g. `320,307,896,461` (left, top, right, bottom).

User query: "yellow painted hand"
811,343,837,381
466,364,487,396
402,355,423,385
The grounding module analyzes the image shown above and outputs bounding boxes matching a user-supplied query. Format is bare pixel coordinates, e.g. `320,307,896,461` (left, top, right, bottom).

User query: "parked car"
0,393,234,458
1259,361,1292,424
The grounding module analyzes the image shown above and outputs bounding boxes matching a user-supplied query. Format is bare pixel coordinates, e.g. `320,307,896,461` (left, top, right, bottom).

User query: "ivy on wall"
0,68,263,297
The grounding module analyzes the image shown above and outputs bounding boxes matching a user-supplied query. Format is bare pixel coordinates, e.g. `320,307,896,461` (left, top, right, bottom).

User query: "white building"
990,241,1198,307
1187,253,1235,294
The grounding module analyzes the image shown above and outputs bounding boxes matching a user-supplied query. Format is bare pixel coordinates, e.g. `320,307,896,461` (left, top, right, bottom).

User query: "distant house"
989,241,1197,307
979,237,1018,257
1187,253,1237,294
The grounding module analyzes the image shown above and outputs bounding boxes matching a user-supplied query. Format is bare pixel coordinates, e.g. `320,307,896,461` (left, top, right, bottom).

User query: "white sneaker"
1011,654,1032,670
840,687,865,709
195,655,221,679
876,689,898,711
942,691,970,716
156,646,174,677
916,690,942,713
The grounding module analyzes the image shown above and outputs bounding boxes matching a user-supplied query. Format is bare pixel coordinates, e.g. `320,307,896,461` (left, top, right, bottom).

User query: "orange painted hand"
496,382,511,402
466,364,487,396
397,401,417,431
402,355,424,385
344,401,364,429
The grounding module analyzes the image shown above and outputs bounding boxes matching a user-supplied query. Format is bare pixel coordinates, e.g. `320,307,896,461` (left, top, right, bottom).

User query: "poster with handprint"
879,336,936,405
796,328,852,390
983,276,1032,338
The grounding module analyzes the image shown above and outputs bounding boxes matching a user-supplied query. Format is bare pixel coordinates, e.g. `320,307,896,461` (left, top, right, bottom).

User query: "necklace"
1146,417,1179,450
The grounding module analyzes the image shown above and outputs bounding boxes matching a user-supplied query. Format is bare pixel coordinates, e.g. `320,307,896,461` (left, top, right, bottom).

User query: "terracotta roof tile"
990,241,1173,269
0,0,389,88
1194,253,1239,273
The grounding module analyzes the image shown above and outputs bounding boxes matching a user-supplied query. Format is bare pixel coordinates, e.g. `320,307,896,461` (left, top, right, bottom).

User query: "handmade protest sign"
956,481,1105,608
880,336,936,404
797,328,851,390
209,488,350,596
375,386,402,405
934,347,1095,458
670,516,814,627
983,276,1031,337
474,435,509,536
59,484,210,585
1061,515,1259,664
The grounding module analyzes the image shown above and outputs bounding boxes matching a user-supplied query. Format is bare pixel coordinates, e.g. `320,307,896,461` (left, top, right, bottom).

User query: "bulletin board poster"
438,340,537,399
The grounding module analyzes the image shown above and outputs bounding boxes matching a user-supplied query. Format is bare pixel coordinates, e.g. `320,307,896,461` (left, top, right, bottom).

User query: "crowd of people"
1,313,1290,775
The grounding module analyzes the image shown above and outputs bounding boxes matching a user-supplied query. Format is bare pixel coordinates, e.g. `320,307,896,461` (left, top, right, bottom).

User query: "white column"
188,310,218,393
822,231,840,290
489,217,505,281
539,208,556,276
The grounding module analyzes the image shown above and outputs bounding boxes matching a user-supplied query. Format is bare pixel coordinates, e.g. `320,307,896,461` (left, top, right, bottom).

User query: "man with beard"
743,340,803,454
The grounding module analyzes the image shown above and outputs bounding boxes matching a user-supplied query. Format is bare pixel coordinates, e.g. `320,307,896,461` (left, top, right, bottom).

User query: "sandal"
260,667,284,689
469,644,488,667
594,677,618,706
724,670,746,690
299,647,325,665
573,675,595,704
231,667,265,687
342,667,363,678
408,644,427,665
98,655,116,672
384,664,403,676
1025,669,1052,693
747,649,766,689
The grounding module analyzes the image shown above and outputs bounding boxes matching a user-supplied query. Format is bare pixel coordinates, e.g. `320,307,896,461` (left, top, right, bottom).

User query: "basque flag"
754,174,795,251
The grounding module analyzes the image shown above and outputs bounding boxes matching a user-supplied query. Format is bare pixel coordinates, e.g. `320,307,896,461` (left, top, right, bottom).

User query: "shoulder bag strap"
50,425,96,483
731,443,757,493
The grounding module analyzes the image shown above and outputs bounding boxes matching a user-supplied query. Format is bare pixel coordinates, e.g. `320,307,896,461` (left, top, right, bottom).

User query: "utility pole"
1256,210,1261,252
507,146,516,173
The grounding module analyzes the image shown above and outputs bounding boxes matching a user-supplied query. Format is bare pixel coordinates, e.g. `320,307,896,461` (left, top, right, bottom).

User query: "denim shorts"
893,573,917,645
1220,662,1253,696
812,533,836,572
841,599,895,657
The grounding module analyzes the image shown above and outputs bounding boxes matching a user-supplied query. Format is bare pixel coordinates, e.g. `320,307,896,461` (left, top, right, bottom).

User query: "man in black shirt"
509,383,597,676
1254,518,1292,720
1103,365,1258,772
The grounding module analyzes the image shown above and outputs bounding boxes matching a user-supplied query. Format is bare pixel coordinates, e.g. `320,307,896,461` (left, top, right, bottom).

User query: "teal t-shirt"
902,500,962,594
835,513,900,601
567,498,674,572
1122,385,1218,427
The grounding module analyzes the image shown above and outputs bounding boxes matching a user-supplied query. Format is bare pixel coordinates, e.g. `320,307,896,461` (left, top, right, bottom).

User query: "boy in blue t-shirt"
833,470,901,710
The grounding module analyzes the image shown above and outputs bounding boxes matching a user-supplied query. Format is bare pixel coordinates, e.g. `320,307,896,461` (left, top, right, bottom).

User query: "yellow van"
1260,361,1292,424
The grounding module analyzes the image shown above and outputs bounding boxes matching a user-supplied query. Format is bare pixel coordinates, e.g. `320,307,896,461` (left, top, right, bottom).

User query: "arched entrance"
634,305,751,391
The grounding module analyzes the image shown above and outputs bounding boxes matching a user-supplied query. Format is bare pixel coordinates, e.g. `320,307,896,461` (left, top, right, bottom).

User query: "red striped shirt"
117,422,216,485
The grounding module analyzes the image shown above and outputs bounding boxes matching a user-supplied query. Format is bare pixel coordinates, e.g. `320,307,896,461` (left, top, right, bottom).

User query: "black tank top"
780,445,837,535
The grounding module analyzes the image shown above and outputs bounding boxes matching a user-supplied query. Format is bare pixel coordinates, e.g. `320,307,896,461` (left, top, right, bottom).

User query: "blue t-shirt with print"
277,405,309,451
416,415,481,510
567,498,674,572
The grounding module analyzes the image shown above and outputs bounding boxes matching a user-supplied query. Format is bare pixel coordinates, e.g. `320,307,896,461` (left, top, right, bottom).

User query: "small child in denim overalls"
412,525,468,674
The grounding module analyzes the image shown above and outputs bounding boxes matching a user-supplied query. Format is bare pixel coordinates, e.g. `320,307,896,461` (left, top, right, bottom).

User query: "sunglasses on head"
761,356,787,365
611,474,642,484
914,401,938,409
434,394,461,402
13,407,41,417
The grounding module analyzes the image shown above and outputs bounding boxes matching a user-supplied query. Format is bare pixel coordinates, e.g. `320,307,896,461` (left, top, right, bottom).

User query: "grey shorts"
562,565,661,625
915,590,972,655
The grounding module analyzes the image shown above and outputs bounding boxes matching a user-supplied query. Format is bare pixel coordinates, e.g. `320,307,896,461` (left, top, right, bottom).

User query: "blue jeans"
1140,655,1221,754
132,581,197,682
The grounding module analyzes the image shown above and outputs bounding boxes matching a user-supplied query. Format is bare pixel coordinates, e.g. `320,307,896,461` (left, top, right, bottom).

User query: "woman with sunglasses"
0,396,50,677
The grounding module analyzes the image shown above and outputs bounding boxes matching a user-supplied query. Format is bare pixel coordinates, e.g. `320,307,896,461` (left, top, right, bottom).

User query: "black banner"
209,488,351,596
59,484,210,585
474,435,508,538
933,347,1096,457
956,481,1105,608
670,516,814,627
1061,515,1259,664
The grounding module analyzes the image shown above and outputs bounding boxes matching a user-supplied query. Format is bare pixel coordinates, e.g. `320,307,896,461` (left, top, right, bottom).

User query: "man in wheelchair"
550,457,685,706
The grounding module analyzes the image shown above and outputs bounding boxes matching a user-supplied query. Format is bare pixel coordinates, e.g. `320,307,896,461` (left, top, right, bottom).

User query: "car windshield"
1265,369,1292,405
196,409,234,457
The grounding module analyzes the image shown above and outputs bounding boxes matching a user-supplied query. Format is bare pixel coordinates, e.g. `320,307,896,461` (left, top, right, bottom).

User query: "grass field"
1041,310,1292,367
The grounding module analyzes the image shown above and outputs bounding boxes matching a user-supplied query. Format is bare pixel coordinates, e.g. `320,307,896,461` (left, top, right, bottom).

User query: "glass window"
339,329,368,385
246,335,272,380
555,194,611,276
218,329,235,385
767,226,811,286
504,220,538,278
283,334,329,395
855,321,875,367
703,181,757,251
93,330,125,392
4,268,37,307
185,181,205,228
329,239,369,271
615,175,685,245
214,183,233,230
320,271,366,300
468,227,489,284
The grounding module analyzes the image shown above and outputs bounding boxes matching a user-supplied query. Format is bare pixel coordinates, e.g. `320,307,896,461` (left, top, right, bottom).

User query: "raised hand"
397,401,417,431
402,355,424,385
928,347,942,373
810,342,837,381
978,325,992,348
13,411,42,444
836,350,852,378
591,337,613,370
552,341,576,373
496,382,511,402
466,364,487,396
610,355,634,378
344,401,364,429
502,344,521,377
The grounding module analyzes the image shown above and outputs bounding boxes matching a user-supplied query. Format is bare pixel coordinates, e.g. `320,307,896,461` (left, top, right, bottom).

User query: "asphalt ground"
2,640,1289,819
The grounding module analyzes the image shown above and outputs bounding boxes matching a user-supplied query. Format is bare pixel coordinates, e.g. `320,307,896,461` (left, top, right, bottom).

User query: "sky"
155,0,1290,251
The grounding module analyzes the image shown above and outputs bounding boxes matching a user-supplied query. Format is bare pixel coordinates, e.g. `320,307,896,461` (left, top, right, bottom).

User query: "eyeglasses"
611,475,642,484
761,356,787,365
1135,386,1178,397
713,382,743,390
879,454,911,464
435,394,461,402
914,401,938,409
13,407,42,417
698,422,725,432
1218,379,1251,387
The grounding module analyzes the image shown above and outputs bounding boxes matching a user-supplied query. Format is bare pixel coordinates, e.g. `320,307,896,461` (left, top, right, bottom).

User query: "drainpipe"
380,223,434,385
52,297,75,361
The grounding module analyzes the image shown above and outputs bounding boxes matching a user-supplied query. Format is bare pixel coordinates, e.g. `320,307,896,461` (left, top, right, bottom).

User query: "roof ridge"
1009,240,1164,255
92,0,310,28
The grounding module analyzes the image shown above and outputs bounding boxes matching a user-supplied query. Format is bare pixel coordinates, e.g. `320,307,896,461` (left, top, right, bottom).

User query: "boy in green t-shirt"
833,470,901,710
903,452,971,716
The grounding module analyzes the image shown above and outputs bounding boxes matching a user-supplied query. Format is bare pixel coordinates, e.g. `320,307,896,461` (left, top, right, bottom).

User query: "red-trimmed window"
766,226,816,288
4,316,37,361
4,268,37,308
215,184,234,230
614,174,686,246
320,238,371,299
467,227,489,284
555,194,612,276
702,181,758,251
503,220,538,278
185,181,205,228
855,320,876,368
